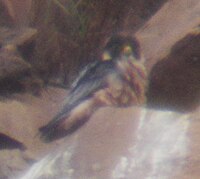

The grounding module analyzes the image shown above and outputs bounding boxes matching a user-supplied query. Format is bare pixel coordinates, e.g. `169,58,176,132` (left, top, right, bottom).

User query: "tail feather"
39,114,90,142
39,115,68,142
39,99,97,142
39,104,74,142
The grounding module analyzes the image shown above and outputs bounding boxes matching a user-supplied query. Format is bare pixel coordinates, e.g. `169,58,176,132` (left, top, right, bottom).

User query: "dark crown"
104,35,141,60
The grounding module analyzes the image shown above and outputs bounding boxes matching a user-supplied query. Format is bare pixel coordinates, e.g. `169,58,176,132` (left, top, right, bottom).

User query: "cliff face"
0,0,199,178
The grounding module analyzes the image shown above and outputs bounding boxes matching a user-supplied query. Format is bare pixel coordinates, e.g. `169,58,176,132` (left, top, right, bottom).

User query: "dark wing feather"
71,61,99,90
68,60,116,104
40,60,116,141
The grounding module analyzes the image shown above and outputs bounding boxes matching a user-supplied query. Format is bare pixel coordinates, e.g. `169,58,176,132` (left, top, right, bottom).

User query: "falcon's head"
102,35,142,61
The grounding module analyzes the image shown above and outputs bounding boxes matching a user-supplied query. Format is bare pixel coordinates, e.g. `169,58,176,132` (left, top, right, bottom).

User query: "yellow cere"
102,51,112,61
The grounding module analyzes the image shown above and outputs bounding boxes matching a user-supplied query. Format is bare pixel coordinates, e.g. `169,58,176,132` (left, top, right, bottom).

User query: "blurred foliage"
46,0,90,39
30,0,130,85
0,1,13,27
29,0,167,86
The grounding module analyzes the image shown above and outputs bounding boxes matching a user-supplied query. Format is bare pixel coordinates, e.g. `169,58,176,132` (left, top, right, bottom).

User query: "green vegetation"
46,0,90,39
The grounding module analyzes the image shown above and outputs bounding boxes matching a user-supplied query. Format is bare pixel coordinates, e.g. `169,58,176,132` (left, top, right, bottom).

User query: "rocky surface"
20,107,198,179
0,0,199,178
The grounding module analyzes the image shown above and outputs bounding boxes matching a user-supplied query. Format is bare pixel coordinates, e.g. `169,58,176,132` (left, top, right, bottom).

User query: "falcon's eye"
102,51,112,61
122,45,133,56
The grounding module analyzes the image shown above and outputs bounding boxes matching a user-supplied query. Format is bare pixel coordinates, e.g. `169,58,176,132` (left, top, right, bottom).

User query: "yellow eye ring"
123,45,132,55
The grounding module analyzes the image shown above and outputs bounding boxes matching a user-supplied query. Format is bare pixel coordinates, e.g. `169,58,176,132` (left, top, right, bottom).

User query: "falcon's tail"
39,100,79,142
39,99,98,142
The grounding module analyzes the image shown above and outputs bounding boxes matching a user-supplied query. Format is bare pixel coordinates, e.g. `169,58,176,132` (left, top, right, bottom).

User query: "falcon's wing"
71,61,99,90
66,60,116,106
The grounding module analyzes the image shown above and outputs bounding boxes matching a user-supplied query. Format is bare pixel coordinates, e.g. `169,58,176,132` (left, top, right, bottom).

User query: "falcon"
39,35,147,141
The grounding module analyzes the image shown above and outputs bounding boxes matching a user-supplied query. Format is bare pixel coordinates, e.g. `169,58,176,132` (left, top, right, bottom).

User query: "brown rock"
0,0,200,178
0,46,31,80
147,30,200,111
20,107,200,179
